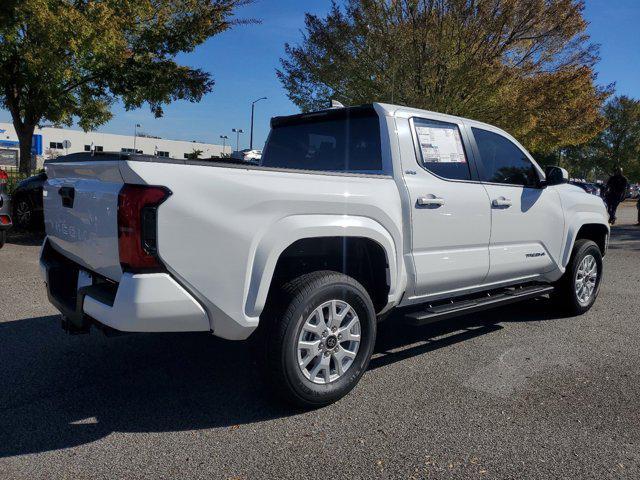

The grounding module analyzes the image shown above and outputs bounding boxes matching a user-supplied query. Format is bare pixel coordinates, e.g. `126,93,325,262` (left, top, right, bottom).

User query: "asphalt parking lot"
0,202,639,479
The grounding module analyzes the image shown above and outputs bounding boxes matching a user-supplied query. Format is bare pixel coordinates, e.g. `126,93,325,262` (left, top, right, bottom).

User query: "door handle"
417,195,445,207
492,197,512,208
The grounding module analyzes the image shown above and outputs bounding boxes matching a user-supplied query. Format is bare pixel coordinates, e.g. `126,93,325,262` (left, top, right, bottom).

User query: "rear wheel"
552,239,603,315
264,271,376,408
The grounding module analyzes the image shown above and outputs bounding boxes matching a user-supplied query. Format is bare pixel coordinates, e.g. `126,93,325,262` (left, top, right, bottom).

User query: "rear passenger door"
402,117,492,299
469,127,564,284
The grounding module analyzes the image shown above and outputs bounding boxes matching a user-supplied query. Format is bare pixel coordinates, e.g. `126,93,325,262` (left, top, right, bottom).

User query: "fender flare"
560,213,610,269
244,214,402,318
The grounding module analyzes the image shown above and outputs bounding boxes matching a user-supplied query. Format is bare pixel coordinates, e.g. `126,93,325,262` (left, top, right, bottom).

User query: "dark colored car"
570,180,601,197
12,172,47,231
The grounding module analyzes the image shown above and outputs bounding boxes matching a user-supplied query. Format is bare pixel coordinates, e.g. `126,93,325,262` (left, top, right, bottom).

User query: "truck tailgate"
43,161,124,281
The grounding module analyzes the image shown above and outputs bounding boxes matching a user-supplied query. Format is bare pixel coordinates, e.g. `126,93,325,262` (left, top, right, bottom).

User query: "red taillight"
118,184,171,271
0,170,7,185
0,215,11,225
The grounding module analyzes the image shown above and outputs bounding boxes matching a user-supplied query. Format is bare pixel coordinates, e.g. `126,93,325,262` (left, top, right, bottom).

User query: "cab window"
413,119,471,181
472,128,539,187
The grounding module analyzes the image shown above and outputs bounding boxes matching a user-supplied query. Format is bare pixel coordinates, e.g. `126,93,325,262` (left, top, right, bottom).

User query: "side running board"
404,284,554,326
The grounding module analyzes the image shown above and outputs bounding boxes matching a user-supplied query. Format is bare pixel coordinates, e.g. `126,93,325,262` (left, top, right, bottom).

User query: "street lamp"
250,97,267,150
232,128,245,153
133,124,141,153
220,135,229,157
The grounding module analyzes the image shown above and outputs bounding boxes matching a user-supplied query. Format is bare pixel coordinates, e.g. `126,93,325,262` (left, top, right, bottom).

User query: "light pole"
232,128,244,153
133,123,141,153
220,135,229,157
250,97,267,150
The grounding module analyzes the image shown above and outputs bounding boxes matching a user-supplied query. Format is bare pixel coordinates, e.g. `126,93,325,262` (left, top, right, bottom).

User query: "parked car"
12,172,47,231
231,149,262,164
40,103,609,407
570,180,601,197
0,169,12,248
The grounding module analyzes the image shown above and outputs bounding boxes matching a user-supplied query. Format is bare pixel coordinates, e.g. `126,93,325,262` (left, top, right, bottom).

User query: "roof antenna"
330,99,345,109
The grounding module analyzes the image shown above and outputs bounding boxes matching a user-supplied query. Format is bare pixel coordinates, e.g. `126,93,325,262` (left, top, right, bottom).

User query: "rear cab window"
261,106,385,175
412,118,472,181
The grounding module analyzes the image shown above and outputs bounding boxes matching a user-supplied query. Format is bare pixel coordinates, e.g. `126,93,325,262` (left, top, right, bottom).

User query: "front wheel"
264,271,377,408
552,239,603,315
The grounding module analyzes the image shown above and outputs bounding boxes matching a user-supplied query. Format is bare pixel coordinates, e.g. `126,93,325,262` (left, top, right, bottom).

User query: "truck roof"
373,102,500,131
269,102,537,170
271,102,515,142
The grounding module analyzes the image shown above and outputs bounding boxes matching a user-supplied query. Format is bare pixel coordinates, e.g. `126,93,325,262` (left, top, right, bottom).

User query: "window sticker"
416,124,466,163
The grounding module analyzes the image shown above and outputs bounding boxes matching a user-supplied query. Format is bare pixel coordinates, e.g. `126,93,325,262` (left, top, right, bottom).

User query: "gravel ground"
0,201,638,480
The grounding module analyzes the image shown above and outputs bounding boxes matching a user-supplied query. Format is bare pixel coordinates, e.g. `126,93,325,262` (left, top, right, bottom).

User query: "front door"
469,126,564,284
400,116,492,300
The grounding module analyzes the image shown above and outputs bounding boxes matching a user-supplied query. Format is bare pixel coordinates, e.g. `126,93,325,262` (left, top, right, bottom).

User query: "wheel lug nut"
337,334,342,339
331,326,337,332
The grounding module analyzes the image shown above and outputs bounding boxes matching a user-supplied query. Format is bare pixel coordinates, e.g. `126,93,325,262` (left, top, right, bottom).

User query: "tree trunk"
16,123,36,175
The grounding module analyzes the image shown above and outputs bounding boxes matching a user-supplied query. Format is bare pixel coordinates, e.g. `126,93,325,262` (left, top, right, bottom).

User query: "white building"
0,122,228,169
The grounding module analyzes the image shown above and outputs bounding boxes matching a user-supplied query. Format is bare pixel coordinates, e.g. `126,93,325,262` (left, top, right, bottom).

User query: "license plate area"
48,260,80,314
42,241,118,332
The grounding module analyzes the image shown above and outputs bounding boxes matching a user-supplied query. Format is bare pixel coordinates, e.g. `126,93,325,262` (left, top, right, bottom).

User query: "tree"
595,96,640,178
279,0,610,154
0,0,250,173
187,148,203,159
539,96,640,181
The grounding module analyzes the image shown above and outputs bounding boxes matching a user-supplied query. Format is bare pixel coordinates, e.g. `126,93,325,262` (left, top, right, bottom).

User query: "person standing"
605,167,628,225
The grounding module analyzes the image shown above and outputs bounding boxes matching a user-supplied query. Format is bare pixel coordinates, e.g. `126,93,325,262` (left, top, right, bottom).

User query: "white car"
231,149,262,164
40,103,609,407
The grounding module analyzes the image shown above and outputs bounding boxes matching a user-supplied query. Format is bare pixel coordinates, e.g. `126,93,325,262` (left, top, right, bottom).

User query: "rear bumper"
40,239,210,333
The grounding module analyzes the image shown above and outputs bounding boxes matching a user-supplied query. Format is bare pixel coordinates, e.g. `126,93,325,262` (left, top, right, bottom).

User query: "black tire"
552,239,603,315
0,230,5,249
264,271,376,408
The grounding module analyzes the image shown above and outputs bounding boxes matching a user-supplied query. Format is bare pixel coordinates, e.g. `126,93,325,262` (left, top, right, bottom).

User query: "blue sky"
2,0,639,149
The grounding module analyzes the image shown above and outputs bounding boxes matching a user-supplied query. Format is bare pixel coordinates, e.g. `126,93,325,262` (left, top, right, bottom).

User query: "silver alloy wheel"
297,299,361,385
575,254,598,306
15,200,31,226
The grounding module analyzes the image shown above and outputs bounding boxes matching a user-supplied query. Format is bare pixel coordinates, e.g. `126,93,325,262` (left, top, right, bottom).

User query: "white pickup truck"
41,103,609,407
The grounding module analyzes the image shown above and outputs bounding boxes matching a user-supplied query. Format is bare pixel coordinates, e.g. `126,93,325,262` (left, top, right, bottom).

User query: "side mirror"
544,166,569,186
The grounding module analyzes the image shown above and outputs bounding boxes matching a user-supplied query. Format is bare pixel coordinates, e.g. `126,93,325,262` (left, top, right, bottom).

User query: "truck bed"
42,153,404,339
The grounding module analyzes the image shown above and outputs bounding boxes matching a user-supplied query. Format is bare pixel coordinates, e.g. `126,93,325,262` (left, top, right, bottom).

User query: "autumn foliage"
0,0,251,172
279,0,611,154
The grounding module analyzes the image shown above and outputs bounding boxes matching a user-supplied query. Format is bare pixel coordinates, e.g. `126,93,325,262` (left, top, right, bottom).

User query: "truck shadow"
0,298,569,458
608,223,640,251
5,228,45,246
371,296,565,371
